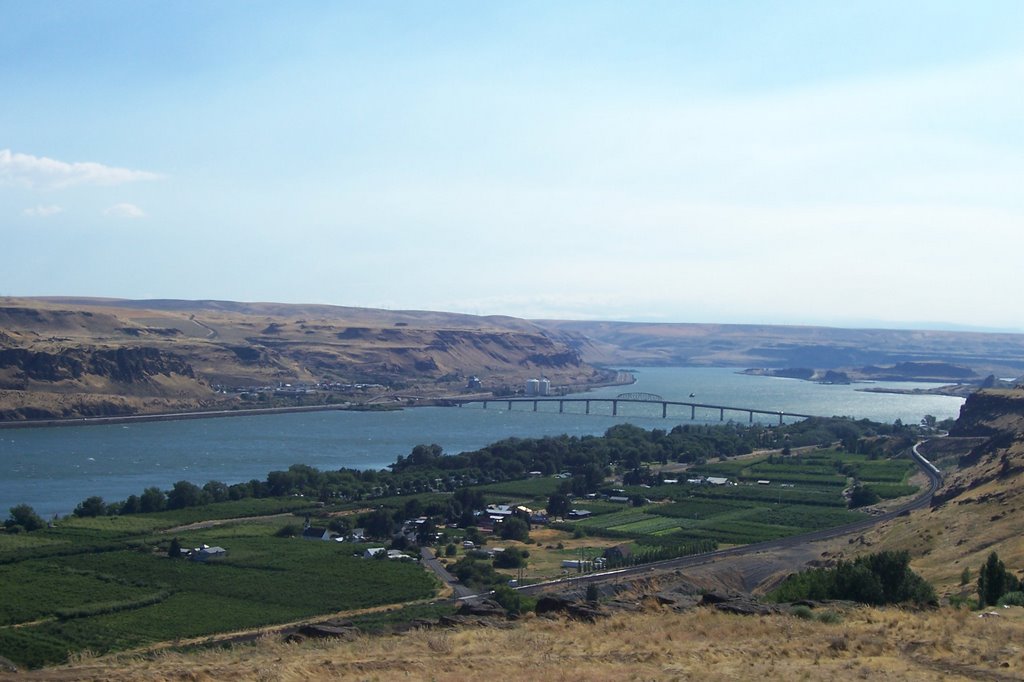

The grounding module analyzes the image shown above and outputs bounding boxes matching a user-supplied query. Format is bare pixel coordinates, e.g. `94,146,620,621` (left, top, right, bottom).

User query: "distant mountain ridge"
3,297,1024,421
540,319,1024,380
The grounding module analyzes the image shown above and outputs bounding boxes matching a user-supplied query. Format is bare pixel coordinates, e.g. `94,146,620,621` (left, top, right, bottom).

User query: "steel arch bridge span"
616,392,664,401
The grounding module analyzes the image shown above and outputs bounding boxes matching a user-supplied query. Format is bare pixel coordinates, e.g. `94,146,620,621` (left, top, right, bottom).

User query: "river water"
0,367,965,517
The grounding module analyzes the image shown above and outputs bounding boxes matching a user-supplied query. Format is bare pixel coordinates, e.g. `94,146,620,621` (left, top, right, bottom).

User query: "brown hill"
542,319,1024,379
0,298,613,421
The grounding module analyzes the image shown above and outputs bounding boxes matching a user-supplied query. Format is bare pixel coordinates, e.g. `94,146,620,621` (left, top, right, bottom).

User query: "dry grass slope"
8,606,1024,681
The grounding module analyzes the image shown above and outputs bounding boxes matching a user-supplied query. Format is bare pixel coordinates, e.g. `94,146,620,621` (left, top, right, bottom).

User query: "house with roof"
302,525,332,541
191,545,227,562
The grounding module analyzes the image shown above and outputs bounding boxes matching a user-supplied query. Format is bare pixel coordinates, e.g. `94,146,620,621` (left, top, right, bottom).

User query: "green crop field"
476,477,561,499
0,509,437,669
558,449,919,546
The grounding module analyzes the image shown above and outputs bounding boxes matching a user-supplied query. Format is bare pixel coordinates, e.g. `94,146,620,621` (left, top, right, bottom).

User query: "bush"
848,484,880,509
816,610,843,624
275,523,302,538
491,584,523,615
494,547,528,569
5,504,45,532
770,550,936,607
997,591,1024,607
791,604,813,619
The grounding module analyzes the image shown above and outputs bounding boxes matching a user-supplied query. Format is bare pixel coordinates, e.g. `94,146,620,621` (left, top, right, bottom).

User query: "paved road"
420,547,476,599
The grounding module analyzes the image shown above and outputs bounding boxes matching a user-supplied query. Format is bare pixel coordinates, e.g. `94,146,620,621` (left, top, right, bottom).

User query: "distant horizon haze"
2,3,1021,334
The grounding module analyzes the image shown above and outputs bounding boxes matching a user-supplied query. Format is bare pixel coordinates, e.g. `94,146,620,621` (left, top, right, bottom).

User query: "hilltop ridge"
0,298,611,421
5,297,1024,422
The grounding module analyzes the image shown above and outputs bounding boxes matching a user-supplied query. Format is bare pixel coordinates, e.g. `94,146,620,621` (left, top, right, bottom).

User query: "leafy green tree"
140,486,166,513
167,480,205,510
848,484,880,509
362,507,396,539
499,517,530,542
203,480,230,503
546,493,571,518
5,504,45,532
494,547,528,569
328,516,353,536
73,496,107,518
491,584,523,614
978,551,1020,607
770,550,935,606
120,495,142,514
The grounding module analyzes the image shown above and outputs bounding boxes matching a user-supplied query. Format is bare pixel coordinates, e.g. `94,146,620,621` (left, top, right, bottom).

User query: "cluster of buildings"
525,377,551,396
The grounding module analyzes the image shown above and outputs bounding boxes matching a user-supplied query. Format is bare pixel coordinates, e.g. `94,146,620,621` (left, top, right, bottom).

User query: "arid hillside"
0,298,613,421
860,388,1024,599
542,319,1024,380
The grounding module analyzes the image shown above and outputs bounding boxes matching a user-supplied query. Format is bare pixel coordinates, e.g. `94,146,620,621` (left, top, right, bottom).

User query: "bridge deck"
452,397,819,421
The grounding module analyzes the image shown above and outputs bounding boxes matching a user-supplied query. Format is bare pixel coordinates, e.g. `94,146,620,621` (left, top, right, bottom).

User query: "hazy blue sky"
2,2,1021,330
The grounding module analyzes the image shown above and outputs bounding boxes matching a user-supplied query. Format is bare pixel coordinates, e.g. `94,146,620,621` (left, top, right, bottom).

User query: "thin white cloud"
0,149,161,189
21,204,64,218
103,203,146,219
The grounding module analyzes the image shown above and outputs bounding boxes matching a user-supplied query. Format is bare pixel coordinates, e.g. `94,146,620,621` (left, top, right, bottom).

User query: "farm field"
485,449,920,552
0,508,437,669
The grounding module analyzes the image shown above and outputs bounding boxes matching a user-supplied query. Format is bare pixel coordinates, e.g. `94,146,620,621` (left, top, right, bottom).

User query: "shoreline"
0,402,398,430
0,373,638,431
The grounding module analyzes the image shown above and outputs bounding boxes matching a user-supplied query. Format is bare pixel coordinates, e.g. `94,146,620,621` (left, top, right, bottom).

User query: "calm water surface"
0,367,964,517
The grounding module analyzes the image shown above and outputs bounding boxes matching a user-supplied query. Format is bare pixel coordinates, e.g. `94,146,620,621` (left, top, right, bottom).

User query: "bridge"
449,394,818,425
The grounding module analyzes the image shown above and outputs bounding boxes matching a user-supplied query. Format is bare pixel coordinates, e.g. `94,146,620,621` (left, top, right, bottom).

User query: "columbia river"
0,367,965,517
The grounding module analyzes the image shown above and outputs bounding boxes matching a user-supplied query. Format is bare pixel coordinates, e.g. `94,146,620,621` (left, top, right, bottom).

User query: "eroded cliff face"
948,389,1024,438
0,347,195,387
0,298,610,420
929,389,1024,508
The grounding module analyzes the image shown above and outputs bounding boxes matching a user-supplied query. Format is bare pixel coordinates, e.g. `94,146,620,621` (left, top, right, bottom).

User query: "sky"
2,1,1022,331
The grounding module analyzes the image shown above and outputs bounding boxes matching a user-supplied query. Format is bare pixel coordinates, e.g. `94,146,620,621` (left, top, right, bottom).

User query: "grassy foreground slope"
8,604,1023,681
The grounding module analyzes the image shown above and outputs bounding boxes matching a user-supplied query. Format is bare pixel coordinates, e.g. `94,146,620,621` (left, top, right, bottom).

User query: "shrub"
275,523,301,538
770,550,936,607
791,604,813,619
491,584,523,615
816,610,843,624
997,591,1024,607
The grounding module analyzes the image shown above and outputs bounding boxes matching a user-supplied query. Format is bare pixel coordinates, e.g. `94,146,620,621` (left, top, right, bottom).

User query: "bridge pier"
533,400,538,412
507,400,513,410
691,405,695,420
720,408,724,421
482,401,487,409
749,411,754,423
585,400,590,415
559,400,564,413
612,400,618,417
662,402,667,418
778,412,784,425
